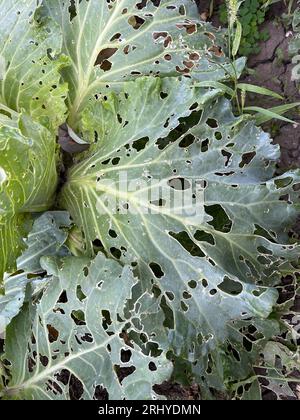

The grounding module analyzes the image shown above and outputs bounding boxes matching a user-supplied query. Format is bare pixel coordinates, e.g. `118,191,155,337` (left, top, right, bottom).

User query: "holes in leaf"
254,224,276,242
128,15,145,29
239,151,256,168
217,277,243,296
257,255,270,265
205,205,232,233
71,310,85,325
40,355,49,367
94,385,109,400
149,262,164,278
166,291,175,301
202,279,208,288
132,137,149,151
274,177,293,189
182,290,192,300
100,60,112,71
93,238,105,252
110,247,122,259
112,157,120,165
153,32,172,47
257,246,273,255
164,117,170,128
102,310,112,330
206,118,218,128
206,354,213,374
76,285,87,301
121,349,132,363
180,300,188,312
58,291,68,303
243,337,253,352
201,139,209,152
116,365,136,384
95,47,117,68
188,280,197,289
175,65,190,74
55,371,83,400
179,4,185,15
214,131,222,141
221,150,232,166
227,344,240,362
244,259,258,278
108,229,118,238
47,325,59,343
209,289,217,296
81,333,93,343
169,231,205,257
160,295,174,329
194,230,215,245
179,134,195,148
160,91,168,99
110,32,121,42
149,362,157,371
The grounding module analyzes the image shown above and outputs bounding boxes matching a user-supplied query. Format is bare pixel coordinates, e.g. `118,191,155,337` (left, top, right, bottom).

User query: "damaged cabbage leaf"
60,77,300,389
0,0,68,131
1,254,172,400
42,0,245,127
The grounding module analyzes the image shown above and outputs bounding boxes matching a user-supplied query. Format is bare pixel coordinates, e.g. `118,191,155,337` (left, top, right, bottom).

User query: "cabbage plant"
0,0,299,400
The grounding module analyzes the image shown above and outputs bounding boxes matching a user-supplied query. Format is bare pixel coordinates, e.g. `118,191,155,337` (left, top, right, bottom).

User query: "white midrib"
69,0,126,122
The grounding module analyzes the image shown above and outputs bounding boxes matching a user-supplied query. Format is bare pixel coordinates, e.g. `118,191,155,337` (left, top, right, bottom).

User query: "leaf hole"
149,262,164,278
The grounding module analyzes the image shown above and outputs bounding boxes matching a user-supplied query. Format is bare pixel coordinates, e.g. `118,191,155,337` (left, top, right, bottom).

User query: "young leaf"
232,20,242,57
244,106,298,124
1,254,172,400
253,103,300,125
237,83,284,100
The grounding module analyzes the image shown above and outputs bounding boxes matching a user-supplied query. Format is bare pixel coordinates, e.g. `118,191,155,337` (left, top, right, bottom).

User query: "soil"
239,3,300,171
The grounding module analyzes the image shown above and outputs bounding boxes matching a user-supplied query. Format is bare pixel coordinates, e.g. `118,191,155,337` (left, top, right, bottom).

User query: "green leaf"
42,0,240,128
0,114,58,283
0,215,30,294
232,20,242,57
0,0,68,132
237,83,284,100
0,212,72,334
244,106,298,124
60,77,300,388
253,103,300,125
1,254,172,400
